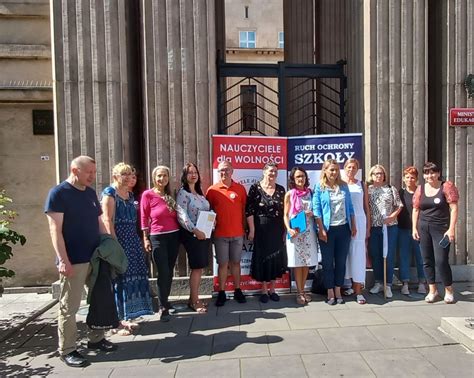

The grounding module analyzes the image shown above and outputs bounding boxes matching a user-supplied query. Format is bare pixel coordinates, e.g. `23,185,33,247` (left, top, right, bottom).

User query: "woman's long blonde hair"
320,159,345,189
152,165,176,211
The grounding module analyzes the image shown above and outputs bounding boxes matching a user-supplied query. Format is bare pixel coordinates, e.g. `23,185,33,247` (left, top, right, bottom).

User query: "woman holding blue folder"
284,167,318,305
313,159,357,305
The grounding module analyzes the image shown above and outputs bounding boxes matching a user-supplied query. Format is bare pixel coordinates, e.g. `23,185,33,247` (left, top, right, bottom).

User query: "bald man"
45,156,117,367
206,161,248,306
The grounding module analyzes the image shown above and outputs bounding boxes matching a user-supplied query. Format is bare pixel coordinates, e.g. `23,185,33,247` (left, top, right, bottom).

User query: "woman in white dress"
284,167,318,305
343,159,370,304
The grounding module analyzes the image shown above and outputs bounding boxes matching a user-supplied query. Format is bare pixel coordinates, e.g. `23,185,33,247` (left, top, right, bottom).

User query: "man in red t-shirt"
206,161,247,306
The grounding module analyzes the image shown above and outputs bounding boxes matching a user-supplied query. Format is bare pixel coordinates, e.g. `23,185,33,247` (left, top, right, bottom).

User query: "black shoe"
87,339,118,352
165,303,176,314
215,290,227,307
260,293,269,303
60,350,89,368
160,307,171,322
234,288,247,303
269,292,280,302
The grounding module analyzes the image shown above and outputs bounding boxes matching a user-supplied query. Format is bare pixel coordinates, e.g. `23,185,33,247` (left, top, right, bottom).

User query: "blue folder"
287,211,307,239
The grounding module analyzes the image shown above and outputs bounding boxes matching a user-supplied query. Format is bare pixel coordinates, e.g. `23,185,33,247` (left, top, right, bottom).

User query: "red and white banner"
212,135,290,293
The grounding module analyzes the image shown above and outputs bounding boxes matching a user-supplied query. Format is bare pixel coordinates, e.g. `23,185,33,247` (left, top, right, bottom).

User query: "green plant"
0,190,26,278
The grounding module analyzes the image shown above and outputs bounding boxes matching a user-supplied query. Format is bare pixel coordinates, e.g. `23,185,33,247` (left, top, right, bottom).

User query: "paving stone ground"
1,282,473,377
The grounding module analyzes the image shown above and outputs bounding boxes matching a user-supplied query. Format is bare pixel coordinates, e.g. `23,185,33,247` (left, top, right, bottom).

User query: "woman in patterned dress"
246,162,287,303
176,163,211,313
367,164,403,298
101,162,154,335
284,167,318,305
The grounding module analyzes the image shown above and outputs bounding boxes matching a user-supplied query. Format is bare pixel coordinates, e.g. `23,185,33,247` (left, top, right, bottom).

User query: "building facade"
0,0,56,285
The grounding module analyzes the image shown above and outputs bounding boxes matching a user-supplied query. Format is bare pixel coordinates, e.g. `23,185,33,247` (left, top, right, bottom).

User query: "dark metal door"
217,61,347,136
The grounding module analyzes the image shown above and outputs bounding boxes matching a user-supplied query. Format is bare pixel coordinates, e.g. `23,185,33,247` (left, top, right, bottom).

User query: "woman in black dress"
246,162,287,303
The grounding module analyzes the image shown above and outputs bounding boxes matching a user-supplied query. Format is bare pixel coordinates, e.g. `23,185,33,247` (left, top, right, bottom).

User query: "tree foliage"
0,190,26,278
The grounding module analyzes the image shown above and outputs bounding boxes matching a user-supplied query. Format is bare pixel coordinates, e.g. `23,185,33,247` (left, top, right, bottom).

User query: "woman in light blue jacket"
313,159,357,305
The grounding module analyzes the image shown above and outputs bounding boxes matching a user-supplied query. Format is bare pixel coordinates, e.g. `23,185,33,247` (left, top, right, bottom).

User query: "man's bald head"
70,156,96,171
68,156,96,189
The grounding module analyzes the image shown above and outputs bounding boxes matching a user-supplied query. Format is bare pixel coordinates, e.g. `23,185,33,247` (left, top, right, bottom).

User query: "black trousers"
418,220,452,286
150,232,180,308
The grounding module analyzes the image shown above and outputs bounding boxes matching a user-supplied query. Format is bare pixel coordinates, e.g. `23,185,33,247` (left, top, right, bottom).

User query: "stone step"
440,317,474,352
51,276,215,300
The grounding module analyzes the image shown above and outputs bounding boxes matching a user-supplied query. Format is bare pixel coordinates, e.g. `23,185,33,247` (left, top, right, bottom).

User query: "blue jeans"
398,228,425,282
320,224,351,289
369,225,398,285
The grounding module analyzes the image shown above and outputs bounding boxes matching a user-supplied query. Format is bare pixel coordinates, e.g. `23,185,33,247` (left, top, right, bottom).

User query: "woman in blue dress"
101,162,154,335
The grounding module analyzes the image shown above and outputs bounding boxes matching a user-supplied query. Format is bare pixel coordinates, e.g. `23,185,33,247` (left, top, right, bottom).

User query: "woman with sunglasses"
367,164,403,298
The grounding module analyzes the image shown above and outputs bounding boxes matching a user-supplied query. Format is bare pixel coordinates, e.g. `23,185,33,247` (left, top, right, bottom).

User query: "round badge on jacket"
230,192,236,199
434,198,441,204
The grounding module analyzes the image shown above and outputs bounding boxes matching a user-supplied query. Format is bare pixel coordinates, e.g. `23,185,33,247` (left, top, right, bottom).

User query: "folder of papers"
195,210,216,239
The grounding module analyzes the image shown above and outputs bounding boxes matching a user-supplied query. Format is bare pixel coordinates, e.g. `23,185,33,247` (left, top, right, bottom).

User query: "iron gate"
217,61,347,136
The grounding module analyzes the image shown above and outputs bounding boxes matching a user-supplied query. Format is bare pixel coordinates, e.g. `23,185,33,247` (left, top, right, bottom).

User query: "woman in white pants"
343,159,370,304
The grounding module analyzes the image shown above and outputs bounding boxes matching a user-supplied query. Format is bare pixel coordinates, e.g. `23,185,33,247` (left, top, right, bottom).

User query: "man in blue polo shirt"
45,155,117,367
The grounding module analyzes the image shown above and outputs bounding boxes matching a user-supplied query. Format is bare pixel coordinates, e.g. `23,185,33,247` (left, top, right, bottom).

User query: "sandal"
304,292,312,303
344,288,355,296
296,293,306,305
444,292,455,304
356,294,366,304
111,327,133,336
188,300,208,313
326,297,336,306
126,321,140,330
120,320,139,332
425,291,439,303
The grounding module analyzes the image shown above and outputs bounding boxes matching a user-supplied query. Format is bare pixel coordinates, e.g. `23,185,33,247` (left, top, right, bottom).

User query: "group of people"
44,155,459,368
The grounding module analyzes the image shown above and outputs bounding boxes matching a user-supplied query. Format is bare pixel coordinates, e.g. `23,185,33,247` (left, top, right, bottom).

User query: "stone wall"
0,0,56,286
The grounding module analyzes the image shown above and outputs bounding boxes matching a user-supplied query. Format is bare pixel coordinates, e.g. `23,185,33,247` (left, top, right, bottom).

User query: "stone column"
442,0,473,264
140,0,217,190
361,0,428,182
50,0,141,188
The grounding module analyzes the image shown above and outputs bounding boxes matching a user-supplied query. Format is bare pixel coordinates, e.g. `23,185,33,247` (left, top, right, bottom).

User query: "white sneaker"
417,283,427,294
369,282,383,294
385,286,393,298
401,283,410,295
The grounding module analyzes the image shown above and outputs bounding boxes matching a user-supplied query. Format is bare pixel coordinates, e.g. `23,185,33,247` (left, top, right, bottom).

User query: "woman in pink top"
141,166,180,321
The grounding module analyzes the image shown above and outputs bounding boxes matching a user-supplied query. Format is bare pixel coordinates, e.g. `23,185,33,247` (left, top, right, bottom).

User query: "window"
244,6,249,19
239,31,256,48
241,85,257,131
278,31,284,48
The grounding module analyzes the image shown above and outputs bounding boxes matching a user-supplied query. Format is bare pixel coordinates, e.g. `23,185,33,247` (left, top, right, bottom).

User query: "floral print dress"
286,191,319,267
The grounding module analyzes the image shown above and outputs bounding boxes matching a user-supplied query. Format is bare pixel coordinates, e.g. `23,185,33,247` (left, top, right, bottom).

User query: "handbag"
311,265,325,295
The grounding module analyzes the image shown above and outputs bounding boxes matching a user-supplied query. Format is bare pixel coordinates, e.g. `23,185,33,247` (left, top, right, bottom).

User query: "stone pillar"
441,0,473,264
50,0,141,189
283,0,315,135
361,0,428,182
140,0,217,190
